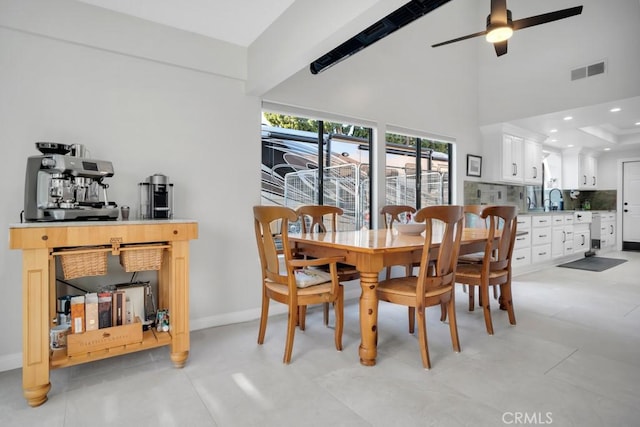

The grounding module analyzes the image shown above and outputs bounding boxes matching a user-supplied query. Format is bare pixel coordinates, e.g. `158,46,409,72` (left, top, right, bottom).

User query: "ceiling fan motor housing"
487,9,513,31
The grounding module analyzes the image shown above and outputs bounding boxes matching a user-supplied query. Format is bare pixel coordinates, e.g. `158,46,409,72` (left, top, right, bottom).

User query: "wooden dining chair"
458,205,499,307
295,205,360,328
376,205,464,369
253,205,344,363
380,204,417,280
454,205,518,335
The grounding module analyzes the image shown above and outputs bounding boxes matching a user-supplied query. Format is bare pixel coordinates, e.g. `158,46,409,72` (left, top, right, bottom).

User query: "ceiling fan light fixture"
486,26,513,43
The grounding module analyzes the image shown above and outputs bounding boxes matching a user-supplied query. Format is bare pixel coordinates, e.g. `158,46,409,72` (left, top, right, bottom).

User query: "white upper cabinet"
501,134,524,182
562,149,598,190
481,124,544,185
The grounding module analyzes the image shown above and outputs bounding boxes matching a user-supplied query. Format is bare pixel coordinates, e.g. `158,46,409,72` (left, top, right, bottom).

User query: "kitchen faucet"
548,188,564,210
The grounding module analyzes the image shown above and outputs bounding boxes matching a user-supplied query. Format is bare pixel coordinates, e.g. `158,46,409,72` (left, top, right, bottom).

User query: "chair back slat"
296,205,343,233
254,206,298,284
380,205,416,229
482,206,518,269
414,205,464,293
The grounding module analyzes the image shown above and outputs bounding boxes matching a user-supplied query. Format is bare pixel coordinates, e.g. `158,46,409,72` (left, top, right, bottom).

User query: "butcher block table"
9,219,198,407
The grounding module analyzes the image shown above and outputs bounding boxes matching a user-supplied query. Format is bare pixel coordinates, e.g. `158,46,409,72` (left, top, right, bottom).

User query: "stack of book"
70,290,134,333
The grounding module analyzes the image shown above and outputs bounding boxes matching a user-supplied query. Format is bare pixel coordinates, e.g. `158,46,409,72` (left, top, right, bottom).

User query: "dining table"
289,226,494,366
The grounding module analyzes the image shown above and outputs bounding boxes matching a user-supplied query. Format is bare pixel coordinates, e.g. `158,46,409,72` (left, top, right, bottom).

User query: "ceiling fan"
432,0,583,56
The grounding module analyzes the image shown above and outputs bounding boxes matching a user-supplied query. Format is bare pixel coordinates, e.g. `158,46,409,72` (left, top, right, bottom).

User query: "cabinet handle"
593,176,596,186
516,256,525,260
539,234,547,238
512,163,517,176
583,175,587,185
517,237,526,241
582,235,585,245
539,251,547,256
533,166,537,178
562,231,566,243
610,225,614,234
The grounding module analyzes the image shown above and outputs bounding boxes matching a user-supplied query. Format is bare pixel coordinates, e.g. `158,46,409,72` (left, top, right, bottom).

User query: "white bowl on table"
395,223,426,235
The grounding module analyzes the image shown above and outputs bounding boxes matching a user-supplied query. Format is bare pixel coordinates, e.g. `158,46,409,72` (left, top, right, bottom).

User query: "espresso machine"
139,174,174,219
23,142,119,221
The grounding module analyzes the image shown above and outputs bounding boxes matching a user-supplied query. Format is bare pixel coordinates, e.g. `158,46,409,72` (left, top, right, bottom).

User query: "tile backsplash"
463,181,526,212
463,181,617,212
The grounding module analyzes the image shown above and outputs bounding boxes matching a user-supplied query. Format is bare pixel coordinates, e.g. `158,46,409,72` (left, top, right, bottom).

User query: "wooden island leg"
358,271,380,366
22,249,52,407
162,240,190,368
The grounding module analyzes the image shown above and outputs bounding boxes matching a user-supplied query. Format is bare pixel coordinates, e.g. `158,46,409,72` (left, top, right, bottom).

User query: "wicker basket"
60,248,108,279
119,245,164,272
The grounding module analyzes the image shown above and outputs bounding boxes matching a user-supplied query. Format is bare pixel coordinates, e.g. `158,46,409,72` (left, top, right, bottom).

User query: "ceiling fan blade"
494,40,508,56
512,6,583,31
431,29,488,48
490,0,508,25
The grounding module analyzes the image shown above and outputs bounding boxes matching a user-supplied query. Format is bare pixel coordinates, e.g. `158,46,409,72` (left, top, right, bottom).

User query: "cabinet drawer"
512,247,531,267
532,244,552,263
532,227,551,245
532,216,552,227
516,216,532,230
514,232,531,249
551,215,566,226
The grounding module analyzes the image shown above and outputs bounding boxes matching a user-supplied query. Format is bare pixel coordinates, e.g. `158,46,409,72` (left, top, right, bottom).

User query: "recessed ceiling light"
604,148,611,151
567,144,574,148
550,129,558,133
550,139,558,142
610,107,621,112
563,116,573,121
635,122,640,126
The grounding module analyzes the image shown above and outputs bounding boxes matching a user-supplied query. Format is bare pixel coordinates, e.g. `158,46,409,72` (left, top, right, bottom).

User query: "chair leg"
298,306,306,331
492,285,499,300
446,294,461,353
416,307,431,369
258,293,270,344
323,302,330,326
385,266,392,280
334,287,344,351
468,285,475,312
480,284,494,335
439,302,447,321
408,307,415,334
500,282,516,325
283,306,297,363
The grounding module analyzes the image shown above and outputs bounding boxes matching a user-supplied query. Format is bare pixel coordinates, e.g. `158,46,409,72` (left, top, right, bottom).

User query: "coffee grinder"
139,174,174,219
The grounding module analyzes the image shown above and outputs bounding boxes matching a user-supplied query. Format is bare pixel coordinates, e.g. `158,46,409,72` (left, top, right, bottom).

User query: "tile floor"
2,251,640,426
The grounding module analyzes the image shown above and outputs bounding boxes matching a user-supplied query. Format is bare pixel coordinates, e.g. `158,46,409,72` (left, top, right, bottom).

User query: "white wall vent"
571,60,606,81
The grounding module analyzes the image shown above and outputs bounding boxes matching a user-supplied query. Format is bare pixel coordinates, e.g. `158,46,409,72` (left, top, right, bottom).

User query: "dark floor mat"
558,257,627,272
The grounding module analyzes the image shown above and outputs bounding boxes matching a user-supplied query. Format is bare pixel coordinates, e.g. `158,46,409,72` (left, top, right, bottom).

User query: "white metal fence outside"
284,164,448,230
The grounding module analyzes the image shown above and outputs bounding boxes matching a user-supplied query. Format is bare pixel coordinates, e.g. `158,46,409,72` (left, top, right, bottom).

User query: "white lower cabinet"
513,216,531,267
551,214,574,258
531,216,552,263
592,212,616,252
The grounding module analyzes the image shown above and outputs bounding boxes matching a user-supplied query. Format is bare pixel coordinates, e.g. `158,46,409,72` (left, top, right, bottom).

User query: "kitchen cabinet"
551,214,574,258
481,124,544,185
573,211,592,253
562,150,598,190
9,220,198,407
501,134,524,182
513,215,531,267
531,215,552,263
592,212,616,252
524,139,543,185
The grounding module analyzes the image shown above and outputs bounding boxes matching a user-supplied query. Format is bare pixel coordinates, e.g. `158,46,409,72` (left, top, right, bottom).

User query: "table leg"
163,241,190,368
358,271,379,366
22,249,52,407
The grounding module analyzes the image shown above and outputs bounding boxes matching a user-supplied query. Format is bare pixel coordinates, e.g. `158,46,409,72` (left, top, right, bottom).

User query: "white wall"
0,2,262,369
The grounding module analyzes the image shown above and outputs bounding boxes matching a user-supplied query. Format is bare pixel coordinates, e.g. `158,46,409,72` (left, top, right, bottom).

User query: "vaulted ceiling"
73,0,640,152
